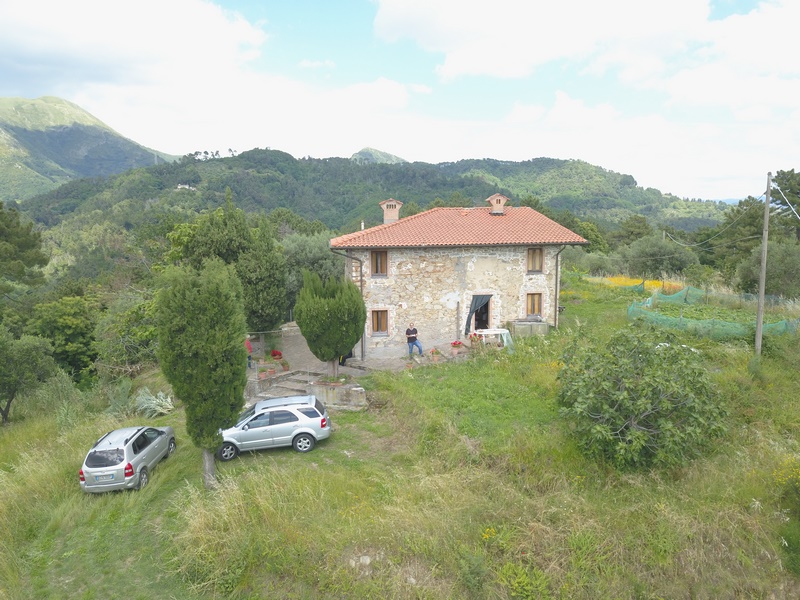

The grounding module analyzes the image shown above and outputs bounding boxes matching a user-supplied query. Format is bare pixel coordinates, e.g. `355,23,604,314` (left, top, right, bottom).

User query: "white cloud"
299,59,336,69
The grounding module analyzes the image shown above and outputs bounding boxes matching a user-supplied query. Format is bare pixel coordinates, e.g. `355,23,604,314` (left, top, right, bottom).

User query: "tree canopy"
558,324,728,469
155,259,247,487
0,325,58,423
0,202,48,297
294,271,366,376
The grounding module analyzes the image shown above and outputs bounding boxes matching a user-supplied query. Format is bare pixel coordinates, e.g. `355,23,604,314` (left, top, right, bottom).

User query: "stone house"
329,194,587,359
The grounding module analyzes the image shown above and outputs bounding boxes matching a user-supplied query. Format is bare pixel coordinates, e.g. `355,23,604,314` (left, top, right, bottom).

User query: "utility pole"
754,172,771,356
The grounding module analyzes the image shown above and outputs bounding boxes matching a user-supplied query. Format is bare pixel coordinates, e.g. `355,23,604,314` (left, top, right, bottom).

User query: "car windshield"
235,406,256,428
85,448,124,468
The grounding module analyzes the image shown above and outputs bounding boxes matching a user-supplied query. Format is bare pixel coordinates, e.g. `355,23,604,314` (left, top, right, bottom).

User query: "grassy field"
3,274,800,599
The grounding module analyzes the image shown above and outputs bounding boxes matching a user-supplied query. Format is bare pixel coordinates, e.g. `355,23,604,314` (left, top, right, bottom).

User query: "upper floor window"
371,250,388,276
527,247,543,272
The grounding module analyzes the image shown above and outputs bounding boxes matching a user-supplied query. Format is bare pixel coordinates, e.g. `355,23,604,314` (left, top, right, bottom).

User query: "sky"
0,0,797,201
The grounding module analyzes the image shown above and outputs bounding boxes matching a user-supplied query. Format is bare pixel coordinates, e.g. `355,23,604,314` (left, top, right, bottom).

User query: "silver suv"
79,426,176,493
217,395,331,461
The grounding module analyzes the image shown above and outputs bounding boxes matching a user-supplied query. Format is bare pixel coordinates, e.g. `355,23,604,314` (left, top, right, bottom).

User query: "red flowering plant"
270,350,283,360
451,340,463,347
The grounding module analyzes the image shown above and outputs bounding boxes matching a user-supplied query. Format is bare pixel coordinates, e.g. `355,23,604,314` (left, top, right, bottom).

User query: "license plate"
95,474,114,481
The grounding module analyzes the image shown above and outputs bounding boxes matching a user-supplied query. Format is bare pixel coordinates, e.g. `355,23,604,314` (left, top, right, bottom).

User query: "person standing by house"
245,335,253,369
406,323,423,357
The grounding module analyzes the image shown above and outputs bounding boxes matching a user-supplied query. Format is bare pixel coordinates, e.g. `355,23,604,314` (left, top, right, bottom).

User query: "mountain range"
0,96,174,203
2,96,727,232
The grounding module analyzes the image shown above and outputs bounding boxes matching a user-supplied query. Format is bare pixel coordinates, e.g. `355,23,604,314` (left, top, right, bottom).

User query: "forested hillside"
19,148,727,233
0,96,174,203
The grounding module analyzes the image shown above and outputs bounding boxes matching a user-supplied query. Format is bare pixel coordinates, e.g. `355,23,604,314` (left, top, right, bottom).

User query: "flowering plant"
429,348,442,355
270,350,283,360
451,340,463,347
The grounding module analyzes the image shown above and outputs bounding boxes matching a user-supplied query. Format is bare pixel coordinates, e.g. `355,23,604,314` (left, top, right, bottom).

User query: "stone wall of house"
346,246,560,359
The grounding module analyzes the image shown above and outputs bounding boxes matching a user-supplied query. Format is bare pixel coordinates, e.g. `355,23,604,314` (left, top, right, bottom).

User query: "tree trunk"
328,358,339,378
0,398,12,424
202,448,217,489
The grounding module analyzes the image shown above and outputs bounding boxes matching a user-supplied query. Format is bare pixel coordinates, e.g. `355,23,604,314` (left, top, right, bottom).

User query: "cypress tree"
155,258,247,488
294,271,366,377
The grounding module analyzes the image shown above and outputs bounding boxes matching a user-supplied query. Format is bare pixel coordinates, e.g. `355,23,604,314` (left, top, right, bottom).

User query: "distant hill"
5,96,728,233
0,96,176,203
350,147,407,165
22,147,728,234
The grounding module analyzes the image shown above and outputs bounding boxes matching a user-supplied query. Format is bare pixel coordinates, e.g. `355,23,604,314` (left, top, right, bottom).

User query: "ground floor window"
526,293,542,316
372,310,388,335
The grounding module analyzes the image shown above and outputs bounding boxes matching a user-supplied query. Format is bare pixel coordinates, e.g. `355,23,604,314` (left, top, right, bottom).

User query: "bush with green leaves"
557,324,728,469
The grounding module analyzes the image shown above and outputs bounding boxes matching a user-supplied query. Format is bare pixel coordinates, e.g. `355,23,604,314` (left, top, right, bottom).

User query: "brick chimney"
379,198,403,224
486,194,510,215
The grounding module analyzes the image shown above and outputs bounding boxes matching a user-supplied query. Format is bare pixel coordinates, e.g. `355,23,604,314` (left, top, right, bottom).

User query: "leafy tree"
683,264,717,299
736,241,800,299
610,215,653,248
282,232,345,310
557,324,727,469
622,234,698,279
0,325,58,423
94,292,158,378
691,196,793,285
0,202,48,297
400,201,423,218
236,227,288,330
294,271,366,377
773,169,800,241
155,259,247,488
267,207,328,238
27,295,99,387
575,220,609,254
182,194,253,268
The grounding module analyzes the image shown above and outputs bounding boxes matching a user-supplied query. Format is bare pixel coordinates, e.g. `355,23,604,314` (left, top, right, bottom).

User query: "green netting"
653,286,707,304
652,286,788,307
628,301,799,341
621,281,645,292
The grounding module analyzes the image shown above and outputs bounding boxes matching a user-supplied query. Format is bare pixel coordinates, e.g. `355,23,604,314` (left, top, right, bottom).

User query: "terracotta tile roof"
330,206,588,249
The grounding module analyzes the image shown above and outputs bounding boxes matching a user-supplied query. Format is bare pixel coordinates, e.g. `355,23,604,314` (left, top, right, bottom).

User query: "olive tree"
155,259,247,488
0,325,58,423
557,324,727,469
294,271,365,377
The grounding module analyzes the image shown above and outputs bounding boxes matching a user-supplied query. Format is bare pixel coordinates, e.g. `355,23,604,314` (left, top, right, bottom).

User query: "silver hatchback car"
79,426,176,493
217,395,331,461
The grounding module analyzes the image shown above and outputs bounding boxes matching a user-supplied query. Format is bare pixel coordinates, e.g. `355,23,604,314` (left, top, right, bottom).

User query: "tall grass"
3,279,800,598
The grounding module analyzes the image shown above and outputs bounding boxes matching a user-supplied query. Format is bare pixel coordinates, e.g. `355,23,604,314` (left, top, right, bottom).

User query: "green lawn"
3,275,800,598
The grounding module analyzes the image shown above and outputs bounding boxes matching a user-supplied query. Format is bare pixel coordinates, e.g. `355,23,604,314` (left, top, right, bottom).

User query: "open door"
464,295,492,335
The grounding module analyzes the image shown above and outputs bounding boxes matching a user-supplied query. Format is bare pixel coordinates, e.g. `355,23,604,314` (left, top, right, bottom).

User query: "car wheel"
167,437,177,457
293,433,315,453
218,442,239,462
137,467,149,490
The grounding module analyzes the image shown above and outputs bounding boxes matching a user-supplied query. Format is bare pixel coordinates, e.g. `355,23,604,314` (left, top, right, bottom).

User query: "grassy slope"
3,277,800,598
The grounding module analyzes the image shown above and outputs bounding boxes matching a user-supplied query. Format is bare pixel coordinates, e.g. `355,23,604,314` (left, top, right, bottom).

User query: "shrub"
557,324,728,469
135,387,175,417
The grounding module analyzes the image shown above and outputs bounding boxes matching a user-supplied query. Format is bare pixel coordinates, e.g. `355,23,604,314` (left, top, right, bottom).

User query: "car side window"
132,434,149,455
298,407,320,418
247,412,272,428
144,428,161,443
271,410,299,425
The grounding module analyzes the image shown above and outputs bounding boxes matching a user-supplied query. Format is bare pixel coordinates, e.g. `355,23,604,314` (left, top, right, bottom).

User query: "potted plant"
280,358,290,371
450,340,463,357
429,347,442,363
270,349,283,361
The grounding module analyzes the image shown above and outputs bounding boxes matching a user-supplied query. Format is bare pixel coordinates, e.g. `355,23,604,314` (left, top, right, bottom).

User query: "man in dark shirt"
405,322,423,356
